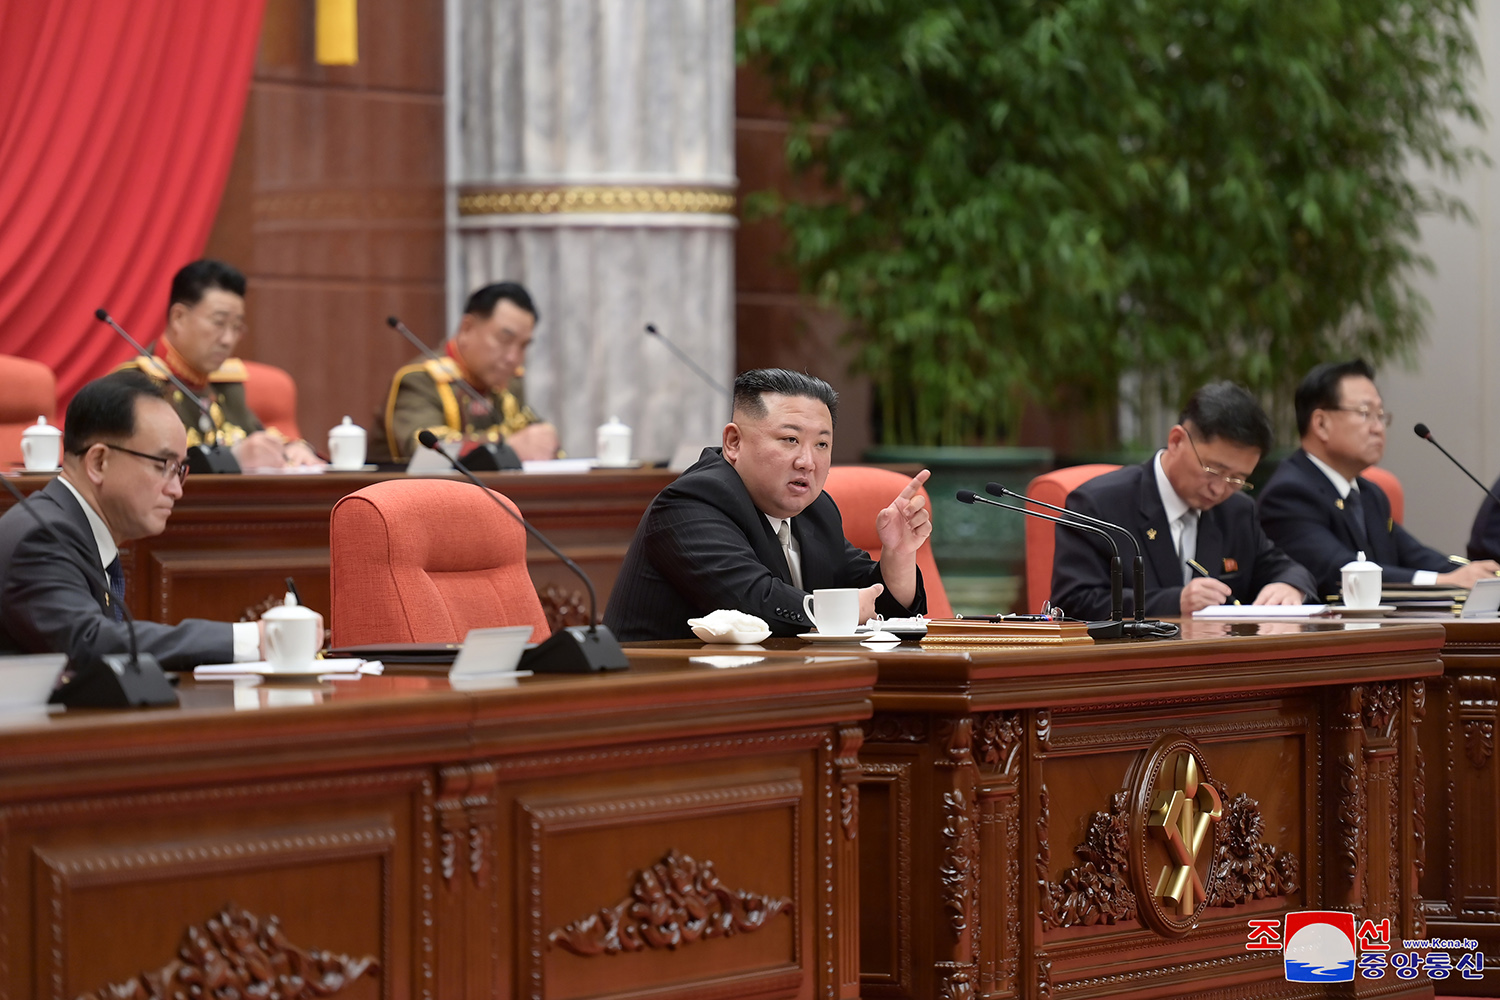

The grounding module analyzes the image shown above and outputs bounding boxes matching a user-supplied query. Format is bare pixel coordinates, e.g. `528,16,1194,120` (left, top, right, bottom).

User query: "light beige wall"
1374,5,1498,555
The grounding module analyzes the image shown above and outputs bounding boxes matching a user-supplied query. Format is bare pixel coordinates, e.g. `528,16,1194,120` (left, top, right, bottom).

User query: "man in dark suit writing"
1051,381,1315,619
1257,359,1497,595
0,371,270,671
604,369,931,641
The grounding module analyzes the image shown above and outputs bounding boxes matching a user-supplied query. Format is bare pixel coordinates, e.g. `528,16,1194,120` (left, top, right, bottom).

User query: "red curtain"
0,0,266,408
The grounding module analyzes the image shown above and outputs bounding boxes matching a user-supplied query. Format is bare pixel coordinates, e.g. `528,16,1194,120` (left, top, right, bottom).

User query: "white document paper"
1192,604,1330,619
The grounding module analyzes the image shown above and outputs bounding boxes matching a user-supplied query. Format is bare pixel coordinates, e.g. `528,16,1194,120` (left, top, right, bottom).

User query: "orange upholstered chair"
1360,466,1404,525
822,465,953,618
0,355,57,468
329,479,550,646
243,360,304,442
1023,464,1121,612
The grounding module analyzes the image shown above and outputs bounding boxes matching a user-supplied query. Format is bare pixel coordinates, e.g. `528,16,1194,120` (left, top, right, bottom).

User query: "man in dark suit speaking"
1257,359,1498,596
1051,381,1315,620
605,369,931,641
0,371,266,671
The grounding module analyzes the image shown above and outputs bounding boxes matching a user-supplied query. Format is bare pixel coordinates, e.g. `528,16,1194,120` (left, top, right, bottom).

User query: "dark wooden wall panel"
205,0,446,450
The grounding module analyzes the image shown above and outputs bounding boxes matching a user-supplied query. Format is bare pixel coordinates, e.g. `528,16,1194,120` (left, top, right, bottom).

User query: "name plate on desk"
920,618,1093,645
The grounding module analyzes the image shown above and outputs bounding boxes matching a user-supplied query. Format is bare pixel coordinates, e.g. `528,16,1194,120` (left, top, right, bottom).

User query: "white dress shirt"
1153,451,1198,582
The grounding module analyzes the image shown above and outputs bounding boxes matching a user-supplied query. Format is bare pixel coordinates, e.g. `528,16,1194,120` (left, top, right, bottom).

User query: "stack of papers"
1192,605,1330,619
193,659,384,680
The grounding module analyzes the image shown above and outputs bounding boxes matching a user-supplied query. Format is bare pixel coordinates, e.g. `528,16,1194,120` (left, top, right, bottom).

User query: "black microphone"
0,476,177,707
416,430,627,674
95,308,240,474
644,323,731,399
986,481,1150,626
1414,423,1500,507
958,489,1125,639
386,316,521,470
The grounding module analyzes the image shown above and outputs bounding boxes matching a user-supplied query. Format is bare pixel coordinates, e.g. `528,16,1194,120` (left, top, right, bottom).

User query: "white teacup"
20,416,61,471
596,416,632,467
328,416,367,471
802,588,860,635
1340,551,1383,609
261,604,324,671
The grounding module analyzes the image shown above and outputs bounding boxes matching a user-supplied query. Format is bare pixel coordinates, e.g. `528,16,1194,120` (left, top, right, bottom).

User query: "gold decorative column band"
458,185,737,217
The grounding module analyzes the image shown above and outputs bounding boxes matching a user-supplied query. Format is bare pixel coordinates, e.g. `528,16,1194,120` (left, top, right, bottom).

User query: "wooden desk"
1419,618,1500,993
636,621,1448,999
0,650,872,1000
0,469,676,627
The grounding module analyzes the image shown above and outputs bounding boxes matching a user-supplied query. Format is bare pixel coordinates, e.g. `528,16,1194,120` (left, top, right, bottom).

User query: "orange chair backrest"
1359,466,1404,525
330,479,550,646
243,360,303,442
1023,464,1121,613
0,355,57,469
822,465,953,618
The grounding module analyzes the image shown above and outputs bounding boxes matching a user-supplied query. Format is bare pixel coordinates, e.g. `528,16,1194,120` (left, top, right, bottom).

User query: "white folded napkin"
686,609,771,638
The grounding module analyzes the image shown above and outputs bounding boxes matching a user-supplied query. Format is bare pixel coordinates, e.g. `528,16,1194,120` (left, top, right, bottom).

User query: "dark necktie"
1345,487,1371,550
106,556,126,622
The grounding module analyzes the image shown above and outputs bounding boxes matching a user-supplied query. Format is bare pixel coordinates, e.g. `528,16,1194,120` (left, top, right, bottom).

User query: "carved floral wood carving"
548,849,792,956
1465,720,1494,768
1206,788,1300,906
1040,790,1138,929
78,903,378,1000
1335,750,1364,886
972,712,1024,775
1362,682,1401,739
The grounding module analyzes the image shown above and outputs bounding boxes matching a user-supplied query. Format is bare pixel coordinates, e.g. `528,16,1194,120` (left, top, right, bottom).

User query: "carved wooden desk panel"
1417,618,1500,994
0,469,678,628
629,622,1447,999
0,652,874,1000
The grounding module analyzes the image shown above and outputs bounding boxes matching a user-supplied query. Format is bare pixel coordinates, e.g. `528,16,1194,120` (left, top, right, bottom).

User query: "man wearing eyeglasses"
1051,381,1315,619
123,259,320,471
0,371,271,670
1258,359,1498,595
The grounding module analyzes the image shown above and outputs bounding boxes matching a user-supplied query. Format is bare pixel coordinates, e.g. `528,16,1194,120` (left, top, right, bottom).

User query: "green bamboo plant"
740,0,1483,446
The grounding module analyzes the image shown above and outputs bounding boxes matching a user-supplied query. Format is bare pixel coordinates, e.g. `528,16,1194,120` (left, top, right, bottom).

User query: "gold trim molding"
458,185,736,217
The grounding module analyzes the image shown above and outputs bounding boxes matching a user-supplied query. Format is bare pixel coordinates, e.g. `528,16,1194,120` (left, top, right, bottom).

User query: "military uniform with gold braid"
384,342,542,461
118,341,269,448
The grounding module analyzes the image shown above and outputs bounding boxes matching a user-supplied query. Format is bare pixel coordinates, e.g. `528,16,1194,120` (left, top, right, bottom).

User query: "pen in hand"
1187,559,1240,605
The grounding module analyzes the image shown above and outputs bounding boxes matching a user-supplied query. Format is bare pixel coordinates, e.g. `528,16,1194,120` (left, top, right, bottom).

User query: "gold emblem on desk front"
1128,734,1223,937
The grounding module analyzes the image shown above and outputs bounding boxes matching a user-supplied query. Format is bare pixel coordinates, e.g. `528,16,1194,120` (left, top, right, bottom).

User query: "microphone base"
457,443,523,472
53,653,180,708
1087,619,1124,640
187,444,241,475
519,625,630,674
1086,619,1181,641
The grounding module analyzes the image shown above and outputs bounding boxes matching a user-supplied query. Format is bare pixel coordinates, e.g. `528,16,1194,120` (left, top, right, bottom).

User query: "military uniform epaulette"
122,355,248,383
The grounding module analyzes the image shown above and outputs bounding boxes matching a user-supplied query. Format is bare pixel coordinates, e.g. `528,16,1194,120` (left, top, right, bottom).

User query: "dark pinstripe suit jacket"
603,449,925,641
0,477,231,669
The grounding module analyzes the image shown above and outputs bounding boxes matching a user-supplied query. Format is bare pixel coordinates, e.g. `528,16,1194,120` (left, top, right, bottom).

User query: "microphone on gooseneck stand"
94,309,240,474
1413,423,1500,507
986,482,1157,635
644,323,732,400
385,316,521,470
416,430,628,673
0,476,177,707
958,490,1125,639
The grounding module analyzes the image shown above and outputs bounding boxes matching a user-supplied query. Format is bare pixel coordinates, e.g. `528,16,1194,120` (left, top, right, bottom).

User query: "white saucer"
798,631,867,642
1333,605,1396,617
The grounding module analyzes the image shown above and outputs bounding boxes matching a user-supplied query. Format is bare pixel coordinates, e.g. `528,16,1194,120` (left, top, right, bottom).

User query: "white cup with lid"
596,416,632,467
262,595,324,672
1340,551,1382,609
328,416,367,471
20,417,61,472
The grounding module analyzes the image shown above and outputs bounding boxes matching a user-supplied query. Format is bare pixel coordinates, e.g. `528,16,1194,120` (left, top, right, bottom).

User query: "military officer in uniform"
124,259,319,470
383,281,560,462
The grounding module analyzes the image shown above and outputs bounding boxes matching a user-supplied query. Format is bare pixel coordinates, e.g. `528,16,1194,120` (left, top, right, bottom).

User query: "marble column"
447,0,736,461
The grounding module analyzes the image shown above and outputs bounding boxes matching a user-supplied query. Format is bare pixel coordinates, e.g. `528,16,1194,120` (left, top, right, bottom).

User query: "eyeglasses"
104,444,190,484
1332,406,1393,427
1184,428,1253,491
